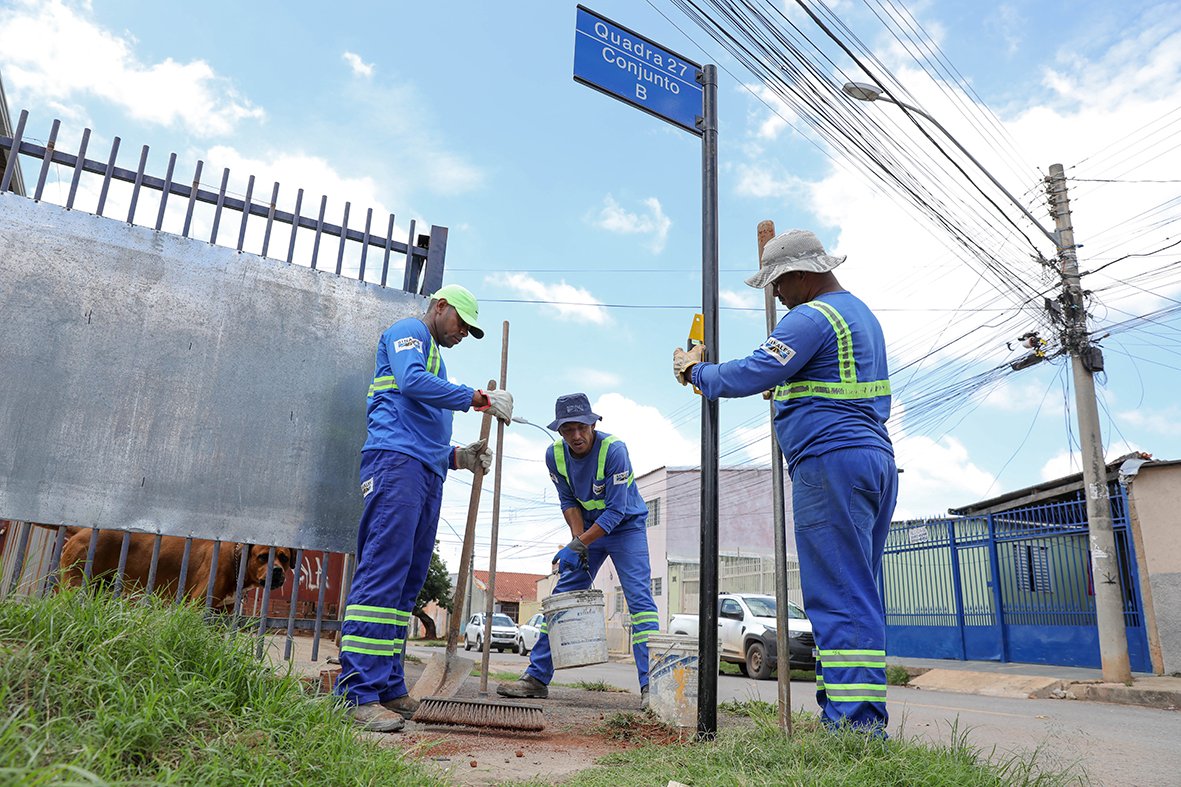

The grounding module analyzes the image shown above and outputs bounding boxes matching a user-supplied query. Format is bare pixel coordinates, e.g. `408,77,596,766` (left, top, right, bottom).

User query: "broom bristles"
412,696,545,731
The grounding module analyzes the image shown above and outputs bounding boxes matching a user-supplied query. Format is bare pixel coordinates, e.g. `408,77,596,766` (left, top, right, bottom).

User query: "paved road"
446,646,1181,786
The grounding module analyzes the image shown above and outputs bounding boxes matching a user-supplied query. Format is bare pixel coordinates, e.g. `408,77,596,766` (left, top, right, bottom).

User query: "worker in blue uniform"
497,393,658,709
336,284,514,733
672,229,897,733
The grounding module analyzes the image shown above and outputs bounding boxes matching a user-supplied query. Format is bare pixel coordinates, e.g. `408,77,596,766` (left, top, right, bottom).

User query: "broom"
412,321,545,732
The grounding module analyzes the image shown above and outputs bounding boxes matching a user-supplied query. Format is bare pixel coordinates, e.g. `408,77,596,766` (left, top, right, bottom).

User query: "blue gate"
882,484,1152,671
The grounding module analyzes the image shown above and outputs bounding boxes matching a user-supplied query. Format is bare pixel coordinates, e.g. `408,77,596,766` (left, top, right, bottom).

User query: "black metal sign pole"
696,63,720,741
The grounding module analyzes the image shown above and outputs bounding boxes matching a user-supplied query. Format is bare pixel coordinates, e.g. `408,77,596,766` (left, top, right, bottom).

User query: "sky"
3,0,1179,577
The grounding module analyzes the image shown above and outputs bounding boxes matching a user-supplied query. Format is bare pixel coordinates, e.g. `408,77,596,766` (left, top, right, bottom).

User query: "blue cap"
547,393,602,431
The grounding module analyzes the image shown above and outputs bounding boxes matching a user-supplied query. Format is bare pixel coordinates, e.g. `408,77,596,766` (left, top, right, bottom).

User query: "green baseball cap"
431,284,484,339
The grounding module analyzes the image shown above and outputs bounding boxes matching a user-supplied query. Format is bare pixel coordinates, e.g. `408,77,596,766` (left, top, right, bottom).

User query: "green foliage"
0,590,439,786
569,680,627,693
887,665,912,685
415,544,453,613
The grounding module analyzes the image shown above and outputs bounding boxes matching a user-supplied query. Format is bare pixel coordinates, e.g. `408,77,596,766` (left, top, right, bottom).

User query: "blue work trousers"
525,525,658,689
335,450,442,706
793,447,897,732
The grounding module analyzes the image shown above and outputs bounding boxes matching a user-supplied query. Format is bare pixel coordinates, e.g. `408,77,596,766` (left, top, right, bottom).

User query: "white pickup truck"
667,593,815,680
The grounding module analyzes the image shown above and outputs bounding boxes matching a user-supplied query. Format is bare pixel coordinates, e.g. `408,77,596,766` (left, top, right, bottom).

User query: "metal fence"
882,483,1152,671
674,553,803,615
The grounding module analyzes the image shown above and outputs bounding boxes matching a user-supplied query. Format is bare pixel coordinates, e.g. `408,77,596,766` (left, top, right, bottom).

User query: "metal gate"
882,484,1152,671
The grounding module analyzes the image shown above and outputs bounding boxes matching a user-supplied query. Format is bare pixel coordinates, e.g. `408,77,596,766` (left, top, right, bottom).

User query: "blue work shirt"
692,291,893,474
545,431,648,534
362,317,475,476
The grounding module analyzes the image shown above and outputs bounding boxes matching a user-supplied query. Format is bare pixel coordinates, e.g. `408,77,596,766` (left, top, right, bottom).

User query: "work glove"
454,439,492,474
477,388,514,425
552,537,588,575
673,344,707,386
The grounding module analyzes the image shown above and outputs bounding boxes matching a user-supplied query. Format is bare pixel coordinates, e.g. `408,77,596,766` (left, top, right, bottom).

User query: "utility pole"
1046,163,1132,684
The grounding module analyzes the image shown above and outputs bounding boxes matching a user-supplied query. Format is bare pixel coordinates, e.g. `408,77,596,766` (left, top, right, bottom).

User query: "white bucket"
647,633,699,728
542,589,608,669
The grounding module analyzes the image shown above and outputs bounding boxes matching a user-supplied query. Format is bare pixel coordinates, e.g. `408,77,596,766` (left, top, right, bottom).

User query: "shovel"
409,379,496,701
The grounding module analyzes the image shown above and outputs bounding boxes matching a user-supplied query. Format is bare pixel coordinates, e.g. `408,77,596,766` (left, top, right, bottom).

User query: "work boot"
640,685,650,711
351,701,405,733
496,674,548,699
382,694,420,720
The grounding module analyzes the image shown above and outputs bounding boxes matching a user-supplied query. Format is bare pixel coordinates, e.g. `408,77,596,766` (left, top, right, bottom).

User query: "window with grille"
651,577,662,596
1013,543,1053,593
646,497,661,528
615,585,625,614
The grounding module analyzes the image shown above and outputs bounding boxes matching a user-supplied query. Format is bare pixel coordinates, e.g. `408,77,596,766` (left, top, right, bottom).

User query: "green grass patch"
560,711,1085,786
469,666,521,682
718,698,777,718
568,680,627,693
0,589,439,786
887,665,912,686
718,660,816,682
414,638,447,647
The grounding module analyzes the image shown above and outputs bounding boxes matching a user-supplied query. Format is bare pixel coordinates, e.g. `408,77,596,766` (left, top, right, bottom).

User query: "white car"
463,612,520,653
517,612,545,655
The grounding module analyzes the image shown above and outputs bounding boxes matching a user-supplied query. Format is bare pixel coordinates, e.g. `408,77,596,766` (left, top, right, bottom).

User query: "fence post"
985,514,1008,662
946,519,967,660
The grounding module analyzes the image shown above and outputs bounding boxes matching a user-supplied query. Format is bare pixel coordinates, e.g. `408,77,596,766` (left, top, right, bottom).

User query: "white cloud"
342,51,374,78
485,272,609,325
892,434,996,518
575,369,623,388
1116,406,1181,438
591,194,671,253
1039,439,1143,482
592,393,698,476
0,0,264,136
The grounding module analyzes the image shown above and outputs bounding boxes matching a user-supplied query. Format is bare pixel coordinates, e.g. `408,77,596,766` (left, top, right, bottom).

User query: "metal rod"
127,144,149,224
66,127,90,209
112,531,132,598
261,181,279,257
284,548,305,661
95,136,121,216
0,109,27,193
205,540,222,612
237,174,255,251
358,207,373,281
5,522,32,596
182,160,203,238
335,201,350,275
176,538,193,604
155,153,176,230
256,546,278,658
44,524,69,596
381,213,395,287
210,167,230,244
311,552,330,662
83,527,99,582
401,219,418,292
286,188,303,263
311,195,327,269
231,544,250,627
33,118,59,201
145,534,162,595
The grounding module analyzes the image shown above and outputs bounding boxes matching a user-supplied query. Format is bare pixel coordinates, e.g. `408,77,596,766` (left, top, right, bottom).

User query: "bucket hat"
431,284,484,339
547,393,602,431
744,229,846,289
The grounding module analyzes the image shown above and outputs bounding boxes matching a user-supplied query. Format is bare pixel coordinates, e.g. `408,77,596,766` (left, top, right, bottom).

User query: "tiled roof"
473,570,546,602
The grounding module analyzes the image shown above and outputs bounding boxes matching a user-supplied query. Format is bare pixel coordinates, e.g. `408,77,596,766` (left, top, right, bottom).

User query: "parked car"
463,612,519,653
668,593,815,679
517,612,545,655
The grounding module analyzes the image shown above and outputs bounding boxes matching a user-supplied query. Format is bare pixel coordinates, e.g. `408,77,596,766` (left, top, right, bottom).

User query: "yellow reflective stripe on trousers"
824,682,888,702
772,300,890,402
553,436,623,511
340,634,404,657
344,604,411,626
631,612,659,625
367,338,441,398
631,630,651,644
818,648,886,669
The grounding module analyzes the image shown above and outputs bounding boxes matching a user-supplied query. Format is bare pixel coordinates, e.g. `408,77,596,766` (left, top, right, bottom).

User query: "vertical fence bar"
256,547,279,658
65,127,90,210
43,524,69,596
401,219,418,292
33,118,59,201
358,208,373,281
5,522,32,596
286,188,303,263
210,167,230,244
126,145,149,224
155,152,177,231
0,109,27,193
145,535,163,595
182,161,203,238
236,174,255,252
231,546,250,629
947,520,967,659
261,181,279,257
311,553,330,661
284,548,305,660
204,540,222,613
310,195,327,269
985,513,1007,661
175,538,193,604
82,528,100,582
112,531,132,599
421,226,448,295
335,202,350,275
380,213,395,287
95,137,120,216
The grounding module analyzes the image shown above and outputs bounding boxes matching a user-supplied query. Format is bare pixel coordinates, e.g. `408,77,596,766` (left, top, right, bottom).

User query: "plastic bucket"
542,589,608,669
647,633,699,728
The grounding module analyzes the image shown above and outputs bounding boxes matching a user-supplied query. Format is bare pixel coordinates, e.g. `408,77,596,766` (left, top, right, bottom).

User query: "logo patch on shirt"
760,336,796,366
549,472,559,484
394,337,422,353
592,481,605,495
613,471,630,486
361,477,374,497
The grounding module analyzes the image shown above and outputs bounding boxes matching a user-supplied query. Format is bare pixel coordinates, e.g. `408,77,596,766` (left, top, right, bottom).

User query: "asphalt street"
454,646,1181,786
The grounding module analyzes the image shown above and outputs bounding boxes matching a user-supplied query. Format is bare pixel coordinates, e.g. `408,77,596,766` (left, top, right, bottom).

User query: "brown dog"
58,527,291,608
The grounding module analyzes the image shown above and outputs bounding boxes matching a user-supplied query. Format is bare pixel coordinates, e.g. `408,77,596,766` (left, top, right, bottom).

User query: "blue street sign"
573,5,703,136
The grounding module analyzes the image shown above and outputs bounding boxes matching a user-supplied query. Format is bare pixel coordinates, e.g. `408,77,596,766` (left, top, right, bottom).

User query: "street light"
512,416,555,441
841,80,1134,683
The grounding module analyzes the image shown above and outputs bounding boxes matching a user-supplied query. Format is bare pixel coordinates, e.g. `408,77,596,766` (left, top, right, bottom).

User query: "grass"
0,589,440,786
568,680,627,693
469,666,522,682
887,665,912,686
554,702,1087,787
718,660,816,682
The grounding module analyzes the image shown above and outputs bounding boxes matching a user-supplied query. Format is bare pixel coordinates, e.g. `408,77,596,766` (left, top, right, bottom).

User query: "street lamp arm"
842,82,1058,248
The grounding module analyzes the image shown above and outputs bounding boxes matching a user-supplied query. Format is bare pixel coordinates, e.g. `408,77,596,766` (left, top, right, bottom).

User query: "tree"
412,543,453,640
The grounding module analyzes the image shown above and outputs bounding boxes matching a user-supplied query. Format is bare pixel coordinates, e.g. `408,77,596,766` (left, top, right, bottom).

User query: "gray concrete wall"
0,195,422,553
1130,464,1181,675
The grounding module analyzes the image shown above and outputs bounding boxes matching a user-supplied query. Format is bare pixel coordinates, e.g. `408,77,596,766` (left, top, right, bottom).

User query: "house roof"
948,452,1177,516
473,570,546,602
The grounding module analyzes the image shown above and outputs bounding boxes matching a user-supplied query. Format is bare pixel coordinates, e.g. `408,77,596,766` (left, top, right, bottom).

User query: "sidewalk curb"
904,667,1181,712
1036,680,1181,711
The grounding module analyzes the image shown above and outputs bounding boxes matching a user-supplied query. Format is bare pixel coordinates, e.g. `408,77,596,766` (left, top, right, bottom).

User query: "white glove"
454,439,492,473
673,344,707,385
478,388,514,425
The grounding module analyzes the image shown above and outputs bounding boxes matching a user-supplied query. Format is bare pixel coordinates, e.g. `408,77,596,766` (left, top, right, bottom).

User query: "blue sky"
3,0,1179,576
